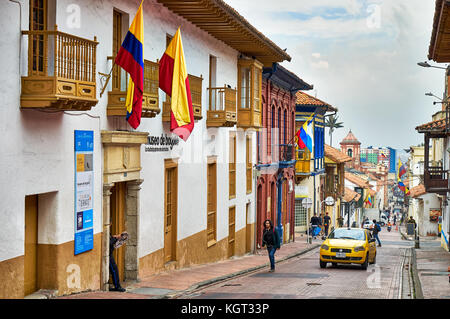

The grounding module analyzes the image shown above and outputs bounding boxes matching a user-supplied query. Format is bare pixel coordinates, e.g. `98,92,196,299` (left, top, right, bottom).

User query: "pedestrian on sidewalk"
310,213,321,239
323,212,331,237
370,219,382,247
262,219,281,272
109,233,126,292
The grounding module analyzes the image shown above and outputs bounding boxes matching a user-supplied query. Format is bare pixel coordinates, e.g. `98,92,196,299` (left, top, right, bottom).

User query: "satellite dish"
325,196,335,206
302,197,312,209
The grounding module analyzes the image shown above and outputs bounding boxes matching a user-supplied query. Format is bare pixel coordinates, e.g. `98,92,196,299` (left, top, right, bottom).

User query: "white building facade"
0,0,291,298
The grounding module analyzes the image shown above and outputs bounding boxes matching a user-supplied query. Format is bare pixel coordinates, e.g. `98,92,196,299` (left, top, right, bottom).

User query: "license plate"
336,252,346,258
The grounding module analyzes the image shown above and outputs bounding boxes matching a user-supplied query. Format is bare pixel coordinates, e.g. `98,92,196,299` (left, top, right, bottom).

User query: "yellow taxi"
319,227,376,270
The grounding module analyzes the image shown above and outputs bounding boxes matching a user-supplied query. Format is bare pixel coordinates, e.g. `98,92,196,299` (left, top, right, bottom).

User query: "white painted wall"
0,0,257,263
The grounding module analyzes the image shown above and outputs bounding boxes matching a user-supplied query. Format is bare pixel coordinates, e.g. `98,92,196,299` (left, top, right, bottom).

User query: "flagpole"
288,112,318,146
99,61,116,98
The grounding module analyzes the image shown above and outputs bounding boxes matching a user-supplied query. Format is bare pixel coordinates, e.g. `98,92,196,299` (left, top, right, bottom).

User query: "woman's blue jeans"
267,246,276,270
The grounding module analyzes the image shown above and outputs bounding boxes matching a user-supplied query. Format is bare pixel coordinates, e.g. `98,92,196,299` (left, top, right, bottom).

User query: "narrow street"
178,228,415,299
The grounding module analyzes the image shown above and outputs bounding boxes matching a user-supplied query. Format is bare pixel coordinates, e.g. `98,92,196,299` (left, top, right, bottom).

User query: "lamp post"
417,61,447,70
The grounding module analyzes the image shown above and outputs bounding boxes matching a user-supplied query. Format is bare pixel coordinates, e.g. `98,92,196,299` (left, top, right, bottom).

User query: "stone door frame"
101,130,148,291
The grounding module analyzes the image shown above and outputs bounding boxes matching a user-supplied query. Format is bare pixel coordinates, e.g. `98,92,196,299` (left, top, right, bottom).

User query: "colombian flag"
366,194,372,207
296,113,315,152
159,28,194,141
115,1,144,129
398,159,407,179
398,179,410,195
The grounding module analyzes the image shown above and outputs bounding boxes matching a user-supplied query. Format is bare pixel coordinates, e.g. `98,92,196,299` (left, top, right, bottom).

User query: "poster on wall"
74,130,94,255
429,209,441,222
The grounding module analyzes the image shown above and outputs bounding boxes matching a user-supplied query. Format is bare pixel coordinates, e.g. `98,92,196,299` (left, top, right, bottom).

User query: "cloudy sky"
226,0,445,150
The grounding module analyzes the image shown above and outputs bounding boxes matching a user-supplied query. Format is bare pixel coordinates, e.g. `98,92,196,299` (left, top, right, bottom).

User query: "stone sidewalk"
399,225,450,299
57,233,320,299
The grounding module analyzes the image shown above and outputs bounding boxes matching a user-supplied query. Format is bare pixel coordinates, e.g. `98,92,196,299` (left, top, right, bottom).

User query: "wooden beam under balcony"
156,0,291,66
20,27,99,111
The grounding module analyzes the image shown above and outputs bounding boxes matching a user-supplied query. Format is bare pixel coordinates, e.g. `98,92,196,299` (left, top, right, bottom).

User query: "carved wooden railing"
21,26,98,110
206,86,237,127
424,166,448,194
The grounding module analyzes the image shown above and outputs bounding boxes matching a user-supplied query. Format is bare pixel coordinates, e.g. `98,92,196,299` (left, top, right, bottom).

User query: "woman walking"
262,219,281,272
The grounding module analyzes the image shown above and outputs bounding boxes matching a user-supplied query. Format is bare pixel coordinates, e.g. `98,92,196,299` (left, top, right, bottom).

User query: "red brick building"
256,63,313,246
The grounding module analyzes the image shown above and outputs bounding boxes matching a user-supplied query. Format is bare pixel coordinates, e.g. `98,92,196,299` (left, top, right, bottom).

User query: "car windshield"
329,229,365,241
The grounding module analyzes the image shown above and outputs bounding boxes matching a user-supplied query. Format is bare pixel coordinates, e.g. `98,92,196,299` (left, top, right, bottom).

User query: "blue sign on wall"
74,130,94,255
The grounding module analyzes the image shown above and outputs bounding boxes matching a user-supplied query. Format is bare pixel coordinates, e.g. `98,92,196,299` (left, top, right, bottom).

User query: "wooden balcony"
162,74,203,121
206,87,237,127
21,27,98,110
424,166,448,195
278,144,295,168
107,60,160,118
295,149,311,175
237,58,263,129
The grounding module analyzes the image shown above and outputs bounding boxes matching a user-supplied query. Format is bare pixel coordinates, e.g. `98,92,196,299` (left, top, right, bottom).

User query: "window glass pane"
240,67,250,108
253,68,261,110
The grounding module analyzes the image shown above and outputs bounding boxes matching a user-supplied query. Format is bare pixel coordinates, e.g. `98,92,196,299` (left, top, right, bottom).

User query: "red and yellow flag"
159,28,194,141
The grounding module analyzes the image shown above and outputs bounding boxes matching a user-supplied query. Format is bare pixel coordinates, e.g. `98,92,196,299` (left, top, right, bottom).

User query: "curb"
410,248,424,299
163,243,321,299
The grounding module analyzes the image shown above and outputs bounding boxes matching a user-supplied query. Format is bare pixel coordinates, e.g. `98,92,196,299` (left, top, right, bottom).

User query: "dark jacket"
323,215,331,226
110,235,118,257
262,220,281,249
310,216,321,226
372,223,381,235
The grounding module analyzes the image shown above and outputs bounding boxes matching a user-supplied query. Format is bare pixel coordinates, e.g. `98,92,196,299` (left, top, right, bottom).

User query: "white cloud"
311,61,329,69
224,0,443,149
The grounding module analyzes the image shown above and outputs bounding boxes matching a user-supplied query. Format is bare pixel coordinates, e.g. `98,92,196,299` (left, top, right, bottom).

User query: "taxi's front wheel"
361,253,369,270
320,260,327,268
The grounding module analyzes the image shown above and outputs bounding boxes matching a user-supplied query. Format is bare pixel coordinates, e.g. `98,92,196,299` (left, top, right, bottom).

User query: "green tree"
325,115,344,147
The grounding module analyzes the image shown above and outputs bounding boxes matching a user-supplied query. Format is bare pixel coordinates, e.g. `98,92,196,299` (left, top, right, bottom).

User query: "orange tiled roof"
410,184,426,198
296,91,337,112
345,172,371,188
416,118,446,132
325,144,352,163
343,187,361,202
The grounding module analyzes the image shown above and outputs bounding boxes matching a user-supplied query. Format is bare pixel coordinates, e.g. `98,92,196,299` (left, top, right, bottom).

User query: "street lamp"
417,61,447,70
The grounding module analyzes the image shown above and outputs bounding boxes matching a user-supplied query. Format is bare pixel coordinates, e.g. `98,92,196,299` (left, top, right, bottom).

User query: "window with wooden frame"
246,135,252,194
29,0,47,75
229,132,236,198
207,157,217,247
112,9,126,91
162,34,173,121
237,58,263,128
141,59,160,117
188,74,203,120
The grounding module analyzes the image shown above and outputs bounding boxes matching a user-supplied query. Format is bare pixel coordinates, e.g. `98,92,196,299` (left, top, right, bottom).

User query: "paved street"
178,227,414,299
54,224,449,300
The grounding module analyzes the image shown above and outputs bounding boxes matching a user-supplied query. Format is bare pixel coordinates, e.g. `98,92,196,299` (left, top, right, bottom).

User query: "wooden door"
257,184,262,247
164,162,178,263
228,206,236,258
282,180,288,242
207,160,217,244
110,182,126,281
245,203,251,253
24,195,38,296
